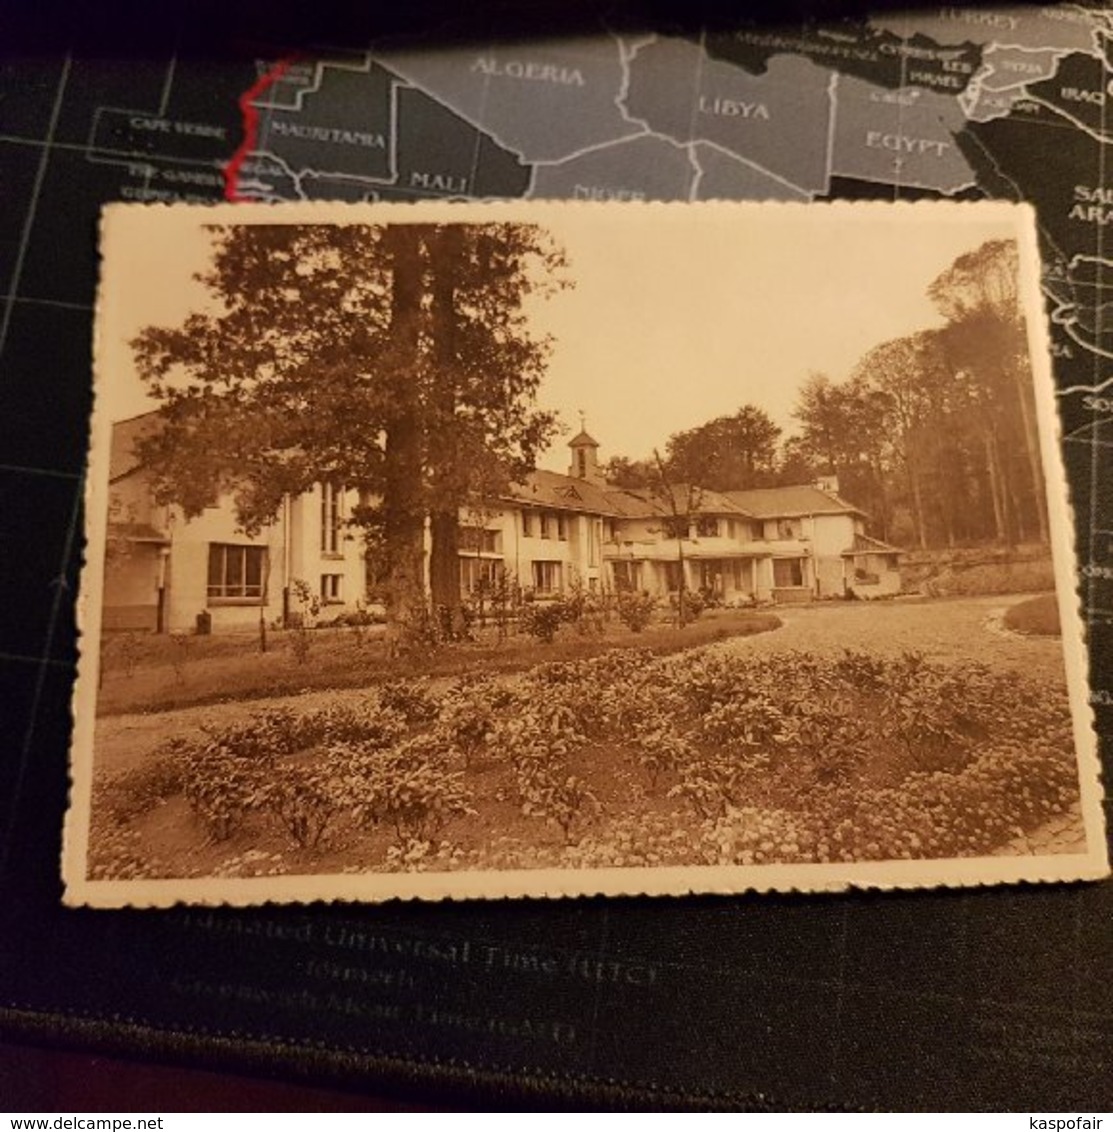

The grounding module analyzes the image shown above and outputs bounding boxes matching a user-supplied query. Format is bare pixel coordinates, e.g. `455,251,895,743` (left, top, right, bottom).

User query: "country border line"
225,54,303,202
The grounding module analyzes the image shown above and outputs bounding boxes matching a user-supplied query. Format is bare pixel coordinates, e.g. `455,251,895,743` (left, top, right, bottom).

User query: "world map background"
2,5,1113,1109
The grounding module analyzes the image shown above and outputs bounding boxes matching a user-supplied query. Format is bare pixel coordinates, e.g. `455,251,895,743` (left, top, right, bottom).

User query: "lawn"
87,639,1081,883
96,608,781,716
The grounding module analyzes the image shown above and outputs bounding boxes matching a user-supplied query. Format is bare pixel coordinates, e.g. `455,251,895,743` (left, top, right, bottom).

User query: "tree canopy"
788,238,1045,548
665,405,781,491
606,238,1045,552
132,221,568,631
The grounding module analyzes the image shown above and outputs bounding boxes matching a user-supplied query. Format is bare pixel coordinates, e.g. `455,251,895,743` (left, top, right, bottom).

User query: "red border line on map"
224,53,302,202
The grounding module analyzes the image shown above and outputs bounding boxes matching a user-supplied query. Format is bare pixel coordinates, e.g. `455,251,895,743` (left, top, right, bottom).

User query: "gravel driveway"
709,594,1071,686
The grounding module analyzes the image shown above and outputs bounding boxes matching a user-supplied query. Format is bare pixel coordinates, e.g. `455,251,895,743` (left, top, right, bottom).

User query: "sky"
99,202,1026,475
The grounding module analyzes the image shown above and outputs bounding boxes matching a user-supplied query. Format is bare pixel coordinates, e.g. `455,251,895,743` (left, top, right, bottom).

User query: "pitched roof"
842,532,901,556
568,429,599,448
505,473,873,523
506,469,617,514
626,483,754,518
723,485,865,518
109,410,163,483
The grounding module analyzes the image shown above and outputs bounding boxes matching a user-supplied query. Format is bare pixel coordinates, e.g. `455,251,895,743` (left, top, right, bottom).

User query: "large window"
461,557,503,594
531,560,563,594
777,518,801,539
696,516,720,538
773,558,805,587
321,482,342,555
208,544,267,601
662,517,688,540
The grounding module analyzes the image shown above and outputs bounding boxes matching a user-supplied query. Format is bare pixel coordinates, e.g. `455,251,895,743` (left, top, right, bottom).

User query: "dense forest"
607,239,1048,551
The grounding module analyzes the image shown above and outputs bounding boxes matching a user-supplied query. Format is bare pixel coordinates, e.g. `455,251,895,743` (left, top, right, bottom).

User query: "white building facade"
102,415,900,634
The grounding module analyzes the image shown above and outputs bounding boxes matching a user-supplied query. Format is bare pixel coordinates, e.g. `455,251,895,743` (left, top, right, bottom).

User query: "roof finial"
578,409,586,431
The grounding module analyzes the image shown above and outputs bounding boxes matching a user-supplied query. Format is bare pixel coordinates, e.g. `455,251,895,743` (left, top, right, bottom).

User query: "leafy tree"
603,455,654,489
849,332,943,549
423,224,567,630
665,405,780,491
774,435,817,487
928,239,1047,545
132,222,567,640
783,238,1044,551
792,373,891,538
649,449,702,627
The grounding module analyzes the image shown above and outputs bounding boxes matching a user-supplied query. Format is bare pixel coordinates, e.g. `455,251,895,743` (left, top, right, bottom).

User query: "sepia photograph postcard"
64,198,1108,907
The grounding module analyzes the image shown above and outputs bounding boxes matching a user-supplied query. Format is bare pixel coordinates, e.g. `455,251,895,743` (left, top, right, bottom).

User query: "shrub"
181,745,266,841
96,746,189,823
258,763,345,849
344,736,474,846
520,773,599,843
615,591,655,633
1003,592,1061,636
178,709,305,839
378,679,438,726
521,601,568,644
436,679,497,768
635,726,694,791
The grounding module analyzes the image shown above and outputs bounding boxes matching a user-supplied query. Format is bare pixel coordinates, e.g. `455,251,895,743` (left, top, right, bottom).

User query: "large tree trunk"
984,430,1007,545
429,511,462,634
906,458,928,551
382,226,429,650
427,225,466,636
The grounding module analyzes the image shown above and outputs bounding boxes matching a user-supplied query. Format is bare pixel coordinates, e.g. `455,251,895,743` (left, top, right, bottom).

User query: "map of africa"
49,4,1113,699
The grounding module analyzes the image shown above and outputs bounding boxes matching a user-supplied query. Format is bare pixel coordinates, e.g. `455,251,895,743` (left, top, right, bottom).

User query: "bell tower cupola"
568,412,603,484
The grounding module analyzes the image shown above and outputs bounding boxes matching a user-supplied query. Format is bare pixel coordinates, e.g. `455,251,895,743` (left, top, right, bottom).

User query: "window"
460,557,503,594
663,516,688,540
557,513,568,541
461,527,501,554
773,558,805,587
540,512,553,540
577,450,587,478
521,510,534,537
663,560,685,591
605,519,620,542
696,516,720,538
777,518,800,539
321,573,343,603
208,544,266,601
531,560,562,594
588,519,600,567
321,482,342,555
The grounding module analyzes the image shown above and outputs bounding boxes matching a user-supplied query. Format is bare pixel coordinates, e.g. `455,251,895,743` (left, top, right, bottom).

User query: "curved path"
708,594,1069,684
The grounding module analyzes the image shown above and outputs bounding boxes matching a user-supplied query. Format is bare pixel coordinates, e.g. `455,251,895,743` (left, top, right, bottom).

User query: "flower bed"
88,646,1081,880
